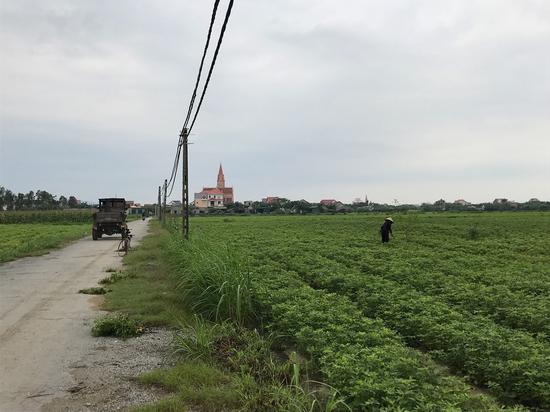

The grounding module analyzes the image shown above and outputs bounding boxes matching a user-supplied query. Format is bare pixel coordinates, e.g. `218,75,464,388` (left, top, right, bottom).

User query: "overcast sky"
1,0,549,204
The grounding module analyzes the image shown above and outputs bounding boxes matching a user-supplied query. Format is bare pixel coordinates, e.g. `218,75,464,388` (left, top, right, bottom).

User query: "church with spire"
193,164,234,209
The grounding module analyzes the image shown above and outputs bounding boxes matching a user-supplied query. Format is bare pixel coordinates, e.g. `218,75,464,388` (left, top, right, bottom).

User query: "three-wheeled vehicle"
92,198,128,240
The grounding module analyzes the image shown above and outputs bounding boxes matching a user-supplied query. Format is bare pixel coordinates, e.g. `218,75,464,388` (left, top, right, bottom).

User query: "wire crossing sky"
1,1,549,204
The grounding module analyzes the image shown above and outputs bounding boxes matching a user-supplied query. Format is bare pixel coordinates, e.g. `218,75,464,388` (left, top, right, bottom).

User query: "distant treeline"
195,198,550,215
0,186,91,211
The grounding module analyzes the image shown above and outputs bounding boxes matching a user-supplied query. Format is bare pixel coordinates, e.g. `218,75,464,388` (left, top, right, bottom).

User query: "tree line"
193,197,550,215
0,186,90,211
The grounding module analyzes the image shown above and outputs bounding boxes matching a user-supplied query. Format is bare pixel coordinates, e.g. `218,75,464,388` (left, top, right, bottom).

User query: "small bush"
91,313,142,339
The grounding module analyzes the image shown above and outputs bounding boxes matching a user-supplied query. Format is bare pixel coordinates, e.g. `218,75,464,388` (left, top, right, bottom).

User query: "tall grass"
168,235,253,326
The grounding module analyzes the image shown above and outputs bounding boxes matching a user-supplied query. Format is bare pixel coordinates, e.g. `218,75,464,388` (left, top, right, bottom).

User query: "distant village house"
262,197,281,205
194,164,234,209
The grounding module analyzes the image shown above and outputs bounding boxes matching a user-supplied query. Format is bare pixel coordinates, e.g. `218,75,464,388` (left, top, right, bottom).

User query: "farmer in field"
380,217,393,243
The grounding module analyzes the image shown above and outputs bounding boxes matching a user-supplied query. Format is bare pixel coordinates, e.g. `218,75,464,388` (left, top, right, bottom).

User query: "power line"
182,0,221,131
163,0,235,240
165,0,224,198
188,0,234,134
166,143,181,197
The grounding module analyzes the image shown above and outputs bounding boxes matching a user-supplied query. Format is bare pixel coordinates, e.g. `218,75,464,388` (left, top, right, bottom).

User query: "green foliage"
168,236,253,326
168,212,550,410
145,313,349,412
0,210,92,224
101,222,188,327
467,225,480,239
172,316,224,361
0,223,89,263
91,313,142,339
99,270,129,284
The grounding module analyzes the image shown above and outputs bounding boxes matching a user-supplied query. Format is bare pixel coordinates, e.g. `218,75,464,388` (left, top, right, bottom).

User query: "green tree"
0,186,5,210
24,190,35,209
4,189,15,211
15,193,25,210
58,195,68,209
35,190,57,209
68,196,78,208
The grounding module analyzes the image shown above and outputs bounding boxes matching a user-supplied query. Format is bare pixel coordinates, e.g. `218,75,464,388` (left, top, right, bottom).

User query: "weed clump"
91,313,142,339
467,225,480,240
99,271,128,284
78,286,107,295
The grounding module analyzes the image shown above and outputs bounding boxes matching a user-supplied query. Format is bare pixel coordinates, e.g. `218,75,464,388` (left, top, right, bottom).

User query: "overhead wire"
165,0,222,197
165,0,235,199
182,0,221,131
188,0,234,135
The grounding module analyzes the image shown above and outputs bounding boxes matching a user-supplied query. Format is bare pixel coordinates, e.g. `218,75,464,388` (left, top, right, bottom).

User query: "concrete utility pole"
157,186,162,219
181,128,190,239
162,179,167,224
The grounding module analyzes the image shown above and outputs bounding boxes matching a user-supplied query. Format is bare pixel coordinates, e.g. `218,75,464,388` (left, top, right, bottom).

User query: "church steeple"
217,163,225,188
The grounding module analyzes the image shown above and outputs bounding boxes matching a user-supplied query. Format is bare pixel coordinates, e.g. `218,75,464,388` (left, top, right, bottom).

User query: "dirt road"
0,219,150,412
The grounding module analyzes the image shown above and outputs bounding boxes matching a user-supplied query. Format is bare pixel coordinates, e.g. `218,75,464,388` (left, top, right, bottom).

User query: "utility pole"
158,186,162,219
181,128,190,239
162,179,167,224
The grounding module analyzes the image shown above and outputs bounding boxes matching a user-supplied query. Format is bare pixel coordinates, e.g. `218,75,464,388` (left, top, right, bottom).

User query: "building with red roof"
194,164,234,209
320,199,339,206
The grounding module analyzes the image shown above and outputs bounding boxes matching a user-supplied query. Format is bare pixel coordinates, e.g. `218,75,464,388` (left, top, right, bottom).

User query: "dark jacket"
380,220,393,234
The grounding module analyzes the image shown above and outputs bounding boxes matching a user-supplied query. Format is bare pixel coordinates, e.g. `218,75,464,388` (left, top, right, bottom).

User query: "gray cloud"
1,0,549,204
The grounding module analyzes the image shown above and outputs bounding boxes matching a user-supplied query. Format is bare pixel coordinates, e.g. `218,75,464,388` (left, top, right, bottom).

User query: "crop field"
0,209,93,224
0,224,89,263
0,211,92,262
167,212,550,410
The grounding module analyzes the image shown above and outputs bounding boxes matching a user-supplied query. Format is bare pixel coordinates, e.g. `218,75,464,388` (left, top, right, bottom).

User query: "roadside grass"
168,236,253,326
92,313,143,339
101,222,189,327
135,316,347,412
101,220,347,411
135,361,240,412
99,270,129,285
0,223,89,263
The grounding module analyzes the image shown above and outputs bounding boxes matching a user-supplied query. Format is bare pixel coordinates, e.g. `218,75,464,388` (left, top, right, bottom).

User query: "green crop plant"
0,223,89,263
0,210,92,224
161,212,548,410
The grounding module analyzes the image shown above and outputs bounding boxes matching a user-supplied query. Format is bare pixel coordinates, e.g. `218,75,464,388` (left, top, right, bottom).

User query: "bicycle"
117,228,132,257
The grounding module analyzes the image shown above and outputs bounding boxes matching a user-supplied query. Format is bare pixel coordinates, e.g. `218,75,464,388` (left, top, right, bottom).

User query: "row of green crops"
164,224,514,411
300,242,550,340
174,212,550,410
0,224,90,262
280,255,550,408
0,210,93,224
254,266,514,411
